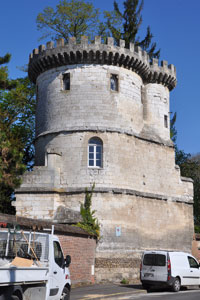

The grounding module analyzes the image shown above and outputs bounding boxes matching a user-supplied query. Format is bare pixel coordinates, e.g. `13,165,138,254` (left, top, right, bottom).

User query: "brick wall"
58,233,96,285
192,233,200,262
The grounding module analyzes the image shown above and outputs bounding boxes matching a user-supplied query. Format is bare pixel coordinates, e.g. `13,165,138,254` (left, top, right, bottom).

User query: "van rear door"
141,252,167,282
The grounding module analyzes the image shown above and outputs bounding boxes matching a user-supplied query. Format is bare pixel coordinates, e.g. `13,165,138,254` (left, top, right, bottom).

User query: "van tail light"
167,259,171,281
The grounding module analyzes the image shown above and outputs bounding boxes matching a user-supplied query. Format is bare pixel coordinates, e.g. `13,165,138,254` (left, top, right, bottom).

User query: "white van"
140,250,200,292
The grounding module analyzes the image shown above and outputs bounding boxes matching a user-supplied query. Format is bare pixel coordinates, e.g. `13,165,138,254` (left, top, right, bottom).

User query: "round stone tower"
15,36,194,282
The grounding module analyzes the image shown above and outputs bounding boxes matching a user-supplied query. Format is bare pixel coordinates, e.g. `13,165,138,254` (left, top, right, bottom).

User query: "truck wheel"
61,287,70,300
172,277,181,292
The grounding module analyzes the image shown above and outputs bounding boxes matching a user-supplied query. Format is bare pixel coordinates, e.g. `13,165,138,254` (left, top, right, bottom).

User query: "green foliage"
194,225,200,233
36,0,159,59
170,112,177,143
174,145,200,225
0,53,16,90
120,278,129,284
36,0,100,42
179,157,200,225
0,54,36,213
104,0,160,58
171,113,200,225
76,183,100,237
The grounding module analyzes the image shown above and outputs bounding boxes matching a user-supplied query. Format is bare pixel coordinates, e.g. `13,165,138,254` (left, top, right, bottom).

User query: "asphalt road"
125,290,200,300
70,284,200,300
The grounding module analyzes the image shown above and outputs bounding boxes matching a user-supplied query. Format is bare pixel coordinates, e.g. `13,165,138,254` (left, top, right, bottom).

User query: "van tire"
172,277,181,292
61,286,70,300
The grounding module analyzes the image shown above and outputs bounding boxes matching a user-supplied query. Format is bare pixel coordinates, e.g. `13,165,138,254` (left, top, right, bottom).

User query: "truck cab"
47,234,71,300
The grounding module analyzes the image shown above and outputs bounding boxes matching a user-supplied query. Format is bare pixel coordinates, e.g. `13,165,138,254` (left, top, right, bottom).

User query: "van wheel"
11,296,20,300
172,277,180,292
60,287,70,300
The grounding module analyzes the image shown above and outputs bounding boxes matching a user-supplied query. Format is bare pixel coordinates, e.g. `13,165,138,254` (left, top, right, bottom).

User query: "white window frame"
88,137,103,168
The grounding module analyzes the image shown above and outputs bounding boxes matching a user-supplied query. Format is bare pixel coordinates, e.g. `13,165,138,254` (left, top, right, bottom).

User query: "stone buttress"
14,36,194,282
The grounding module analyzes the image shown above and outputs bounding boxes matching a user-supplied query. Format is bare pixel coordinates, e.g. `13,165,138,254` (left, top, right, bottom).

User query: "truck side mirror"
65,255,71,267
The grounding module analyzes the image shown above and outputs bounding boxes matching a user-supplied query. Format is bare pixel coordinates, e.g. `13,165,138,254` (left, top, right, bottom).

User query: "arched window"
88,137,103,168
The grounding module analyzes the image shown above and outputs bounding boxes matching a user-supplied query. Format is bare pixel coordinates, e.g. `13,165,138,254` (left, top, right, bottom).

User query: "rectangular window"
88,139,103,168
110,74,118,91
63,73,70,90
164,115,168,128
143,254,166,266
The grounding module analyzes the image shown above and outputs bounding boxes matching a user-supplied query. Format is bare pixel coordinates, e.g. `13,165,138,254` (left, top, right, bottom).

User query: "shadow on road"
117,284,145,290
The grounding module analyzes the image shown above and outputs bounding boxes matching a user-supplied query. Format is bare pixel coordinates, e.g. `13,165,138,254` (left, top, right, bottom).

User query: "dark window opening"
164,115,168,128
110,74,118,91
143,254,166,266
63,73,70,90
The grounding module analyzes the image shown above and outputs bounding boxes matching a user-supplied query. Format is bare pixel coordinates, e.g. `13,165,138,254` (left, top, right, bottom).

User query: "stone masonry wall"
34,133,192,201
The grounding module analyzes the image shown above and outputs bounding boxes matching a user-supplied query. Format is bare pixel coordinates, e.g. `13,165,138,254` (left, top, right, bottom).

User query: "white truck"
0,228,71,300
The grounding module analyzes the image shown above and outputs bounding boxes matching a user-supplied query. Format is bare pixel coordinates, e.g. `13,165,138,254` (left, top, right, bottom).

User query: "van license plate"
144,273,154,278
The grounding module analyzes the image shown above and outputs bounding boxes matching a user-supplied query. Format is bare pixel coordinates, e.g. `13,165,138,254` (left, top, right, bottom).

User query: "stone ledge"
181,176,193,183
15,186,193,204
35,127,174,148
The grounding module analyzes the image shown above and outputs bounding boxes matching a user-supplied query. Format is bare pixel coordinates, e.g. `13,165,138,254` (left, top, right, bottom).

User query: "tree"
0,55,36,214
171,114,200,227
170,112,177,143
76,184,100,237
104,0,160,59
36,0,100,42
177,152,200,226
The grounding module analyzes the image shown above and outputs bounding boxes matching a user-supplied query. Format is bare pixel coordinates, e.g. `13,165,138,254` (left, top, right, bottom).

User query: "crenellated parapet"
28,36,176,90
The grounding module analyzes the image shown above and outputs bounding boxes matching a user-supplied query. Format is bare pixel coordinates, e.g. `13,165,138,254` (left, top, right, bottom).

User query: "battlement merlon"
28,36,177,90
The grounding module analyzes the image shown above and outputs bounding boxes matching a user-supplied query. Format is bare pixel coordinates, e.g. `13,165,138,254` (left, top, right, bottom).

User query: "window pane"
89,160,94,166
188,257,199,268
89,153,94,159
89,146,94,152
143,254,166,266
54,241,64,267
96,146,102,153
96,153,101,160
89,138,102,145
96,160,101,167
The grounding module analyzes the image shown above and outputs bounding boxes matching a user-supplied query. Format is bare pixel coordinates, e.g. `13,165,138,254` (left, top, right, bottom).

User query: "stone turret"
15,37,193,283
29,36,176,90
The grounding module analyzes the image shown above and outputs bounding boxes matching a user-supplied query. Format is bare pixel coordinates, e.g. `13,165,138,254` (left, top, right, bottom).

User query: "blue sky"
0,0,199,155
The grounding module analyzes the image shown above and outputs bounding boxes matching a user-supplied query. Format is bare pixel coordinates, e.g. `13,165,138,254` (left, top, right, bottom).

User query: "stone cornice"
28,36,177,90
15,186,193,204
35,127,174,148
